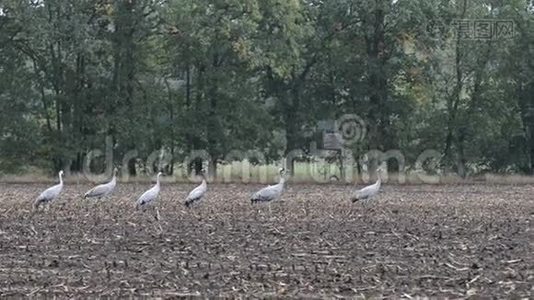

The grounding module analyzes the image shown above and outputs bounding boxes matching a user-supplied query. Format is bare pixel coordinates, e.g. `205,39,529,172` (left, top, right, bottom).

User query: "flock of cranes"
33,167,384,212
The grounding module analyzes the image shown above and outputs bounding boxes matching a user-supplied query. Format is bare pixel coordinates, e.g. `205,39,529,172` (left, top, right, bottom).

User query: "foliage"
0,0,533,175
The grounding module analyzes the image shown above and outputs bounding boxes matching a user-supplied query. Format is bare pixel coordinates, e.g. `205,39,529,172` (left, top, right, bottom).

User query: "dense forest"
0,0,533,178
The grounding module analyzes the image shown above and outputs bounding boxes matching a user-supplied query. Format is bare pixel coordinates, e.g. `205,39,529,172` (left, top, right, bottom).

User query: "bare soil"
0,182,533,298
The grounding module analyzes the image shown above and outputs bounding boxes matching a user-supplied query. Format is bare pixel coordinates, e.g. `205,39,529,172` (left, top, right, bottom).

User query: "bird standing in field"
136,172,163,219
251,168,286,213
34,170,64,210
83,168,118,200
351,166,384,203
185,171,207,208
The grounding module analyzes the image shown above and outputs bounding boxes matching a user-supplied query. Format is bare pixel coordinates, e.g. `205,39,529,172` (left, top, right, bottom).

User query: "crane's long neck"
278,176,285,186
375,171,382,188
58,172,63,185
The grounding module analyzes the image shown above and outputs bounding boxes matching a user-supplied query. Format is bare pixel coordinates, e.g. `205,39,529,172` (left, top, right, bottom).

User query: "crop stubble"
0,183,533,298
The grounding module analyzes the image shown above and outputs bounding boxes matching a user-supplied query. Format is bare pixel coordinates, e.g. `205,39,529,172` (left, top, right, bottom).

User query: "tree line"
1,0,533,177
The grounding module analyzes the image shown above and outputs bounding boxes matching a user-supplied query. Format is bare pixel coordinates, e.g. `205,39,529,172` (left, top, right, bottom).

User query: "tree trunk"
518,83,534,174
207,84,219,179
443,0,468,172
284,86,301,176
128,159,137,176
365,0,387,151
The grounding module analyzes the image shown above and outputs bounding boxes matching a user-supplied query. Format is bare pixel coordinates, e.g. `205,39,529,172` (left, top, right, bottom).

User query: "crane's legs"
155,207,161,221
362,199,373,211
154,207,163,233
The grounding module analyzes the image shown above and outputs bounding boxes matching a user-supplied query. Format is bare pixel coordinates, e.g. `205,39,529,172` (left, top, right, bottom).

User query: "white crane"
136,172,163,217
185,172,207,208
34,170,64,209
251,168,286,209
351,167,384,203
83,168,118,200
